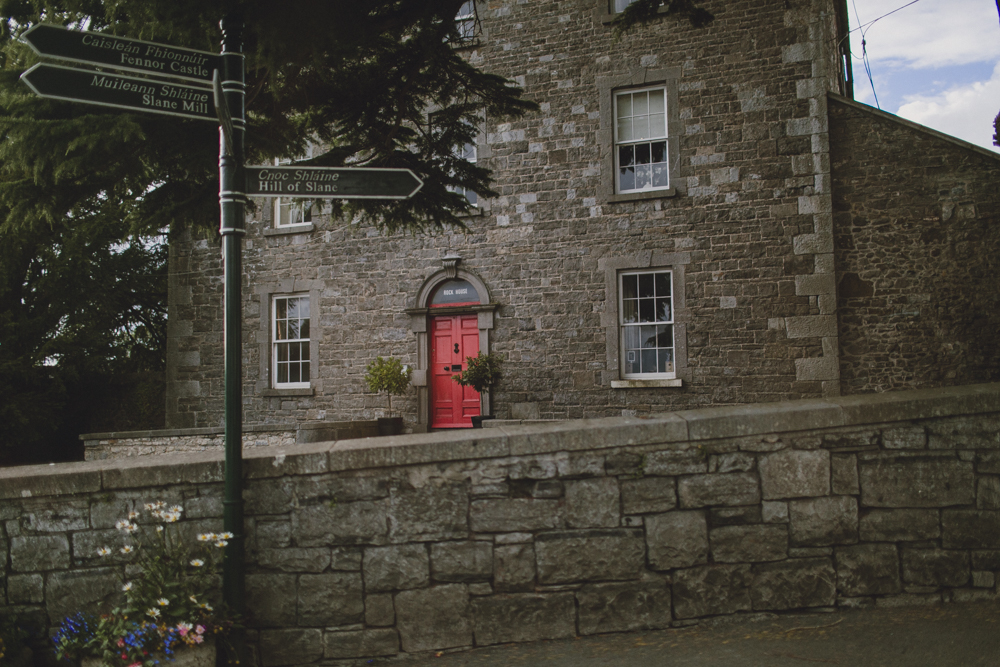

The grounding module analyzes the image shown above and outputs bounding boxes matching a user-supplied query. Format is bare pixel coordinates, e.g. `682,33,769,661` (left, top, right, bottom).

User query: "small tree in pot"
453,351,503,427
364,356,412,435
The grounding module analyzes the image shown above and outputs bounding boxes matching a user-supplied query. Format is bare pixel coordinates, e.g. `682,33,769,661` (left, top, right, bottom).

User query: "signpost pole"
219,11,247,645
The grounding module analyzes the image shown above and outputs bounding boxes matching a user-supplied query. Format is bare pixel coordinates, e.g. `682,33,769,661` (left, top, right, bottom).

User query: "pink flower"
193,634,204,644
195,625,205,634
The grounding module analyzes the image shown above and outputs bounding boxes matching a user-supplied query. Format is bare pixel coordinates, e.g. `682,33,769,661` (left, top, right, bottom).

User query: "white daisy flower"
189,595,199,603
169,505,183,514
156,526,164,533
127,511,139,520
120,545,134,554
164,513,180,523
147,608,160,618
144,503,156,511
190,559,205,567
157,597,170,606
219,532,234,540
122,582,133,592
214,540,228,548
115,520,130,531
97,546,111,556
199,603,213,611
197,533,215,542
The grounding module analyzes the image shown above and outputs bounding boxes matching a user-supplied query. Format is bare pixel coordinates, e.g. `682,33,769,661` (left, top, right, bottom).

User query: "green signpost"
246,165,423,199
23,23,221,83
19,21,423,662
21,63,217,121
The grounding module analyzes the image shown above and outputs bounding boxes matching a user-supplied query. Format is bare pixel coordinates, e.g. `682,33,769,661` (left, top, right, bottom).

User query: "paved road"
385,601,1000,666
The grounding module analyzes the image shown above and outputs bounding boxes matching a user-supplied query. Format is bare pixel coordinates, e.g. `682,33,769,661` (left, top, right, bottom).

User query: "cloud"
895,62,1000,152
850,0,1000,69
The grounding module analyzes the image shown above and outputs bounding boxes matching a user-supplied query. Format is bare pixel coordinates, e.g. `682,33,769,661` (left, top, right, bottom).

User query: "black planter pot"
377,417,404,436
471,415,495,429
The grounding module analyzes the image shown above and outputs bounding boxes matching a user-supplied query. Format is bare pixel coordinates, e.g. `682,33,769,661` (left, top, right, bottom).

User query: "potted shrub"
53,502,230,667
453,351,503,427
364,356,412,435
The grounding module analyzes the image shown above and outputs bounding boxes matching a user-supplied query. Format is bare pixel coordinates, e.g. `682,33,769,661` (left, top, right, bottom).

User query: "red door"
430,315,481,428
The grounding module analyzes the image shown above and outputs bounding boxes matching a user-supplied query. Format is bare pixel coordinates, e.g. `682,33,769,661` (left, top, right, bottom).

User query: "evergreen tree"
0,0,711,461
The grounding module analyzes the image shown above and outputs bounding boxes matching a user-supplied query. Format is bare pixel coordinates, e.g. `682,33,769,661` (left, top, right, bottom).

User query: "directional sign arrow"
23,24,221,84
21,63,217,122
245,165,424,200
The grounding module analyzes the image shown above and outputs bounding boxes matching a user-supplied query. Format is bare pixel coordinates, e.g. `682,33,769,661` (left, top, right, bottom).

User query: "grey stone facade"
164,0,1000,431
5,384,1000,664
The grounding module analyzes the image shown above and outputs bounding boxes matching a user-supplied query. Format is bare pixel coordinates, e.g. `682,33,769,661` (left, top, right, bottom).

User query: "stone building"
164,0,1000,433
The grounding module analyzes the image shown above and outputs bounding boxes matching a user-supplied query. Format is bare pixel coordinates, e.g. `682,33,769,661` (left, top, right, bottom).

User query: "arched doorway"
407,256,496,430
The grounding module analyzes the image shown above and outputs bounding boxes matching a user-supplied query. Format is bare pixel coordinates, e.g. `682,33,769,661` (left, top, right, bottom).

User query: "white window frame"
273,147,315,228
271,294,311,389
448,139,478,208
619,269,676,380
614,86,670,195
455,1,480,43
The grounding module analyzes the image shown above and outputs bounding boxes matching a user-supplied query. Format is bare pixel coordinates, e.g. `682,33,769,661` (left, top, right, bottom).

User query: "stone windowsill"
261,387,315,397
611,379,683,389
263,223,315,237
605,187,677,204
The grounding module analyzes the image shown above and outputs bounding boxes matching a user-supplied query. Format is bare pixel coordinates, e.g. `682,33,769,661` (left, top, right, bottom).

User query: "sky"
846,0,1000,153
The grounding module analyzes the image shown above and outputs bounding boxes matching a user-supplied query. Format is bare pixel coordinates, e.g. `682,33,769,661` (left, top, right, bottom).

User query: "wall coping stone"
14,383,1000,499
80,423,298,441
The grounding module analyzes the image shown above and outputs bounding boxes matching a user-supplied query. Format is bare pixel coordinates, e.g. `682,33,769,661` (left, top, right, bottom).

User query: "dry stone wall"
4,384,1000,665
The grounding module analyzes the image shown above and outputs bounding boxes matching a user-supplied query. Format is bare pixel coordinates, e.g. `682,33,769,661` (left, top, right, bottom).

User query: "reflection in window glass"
615,87,669,194
620,270,674,377
273,295,310,387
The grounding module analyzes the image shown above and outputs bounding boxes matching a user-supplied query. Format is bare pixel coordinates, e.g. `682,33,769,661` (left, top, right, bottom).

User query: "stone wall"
82,421,381,460
829,95,1000,393
166,0,850,429
5,384,1000,665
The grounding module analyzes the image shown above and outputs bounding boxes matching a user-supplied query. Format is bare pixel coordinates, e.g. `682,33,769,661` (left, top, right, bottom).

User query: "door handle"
454,343,460,354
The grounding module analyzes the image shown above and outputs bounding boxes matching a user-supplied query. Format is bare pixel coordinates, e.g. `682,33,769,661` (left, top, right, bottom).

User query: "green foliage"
453,350,503,395
0,0,535,460
611,0,714,37
365,356,412,418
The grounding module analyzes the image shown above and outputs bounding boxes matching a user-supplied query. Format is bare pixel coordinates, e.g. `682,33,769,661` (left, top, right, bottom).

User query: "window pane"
649,113,665,136
623,325,640,352
654,272,670,296
276,321,287,340
275,299,287,319
640,325,657,348
615,0,634,12
657,298,672,322
635,144,650,165
617,93,632,118
617,118,633,143
649,90,665,114
276,343,288,362
287,299,299,320
651,141,666,164
618,145,634,167
288,319,300,340
277,364,288,384
289,364,300,384
641,349,657,373
300,342,310,361
635,164,652,189
619,166,635,192
658,348,673,373
302,362,310,382
299,297,310,319
289,344,300,362
633,91,648,116
638,273,654,298
300,319,310,339
657,324,673,348
652,164,669,189
639,298,655,323
634,116,649,140
622,274,638,300
622,299,638,323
